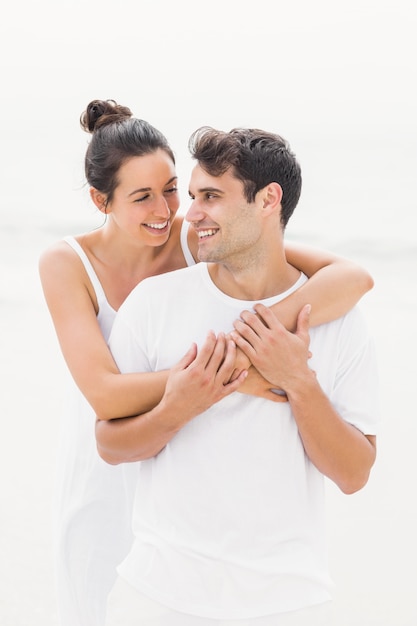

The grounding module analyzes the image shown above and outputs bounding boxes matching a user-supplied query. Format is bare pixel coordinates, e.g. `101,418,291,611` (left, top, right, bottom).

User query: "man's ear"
90,188,108,213
261,182,283,214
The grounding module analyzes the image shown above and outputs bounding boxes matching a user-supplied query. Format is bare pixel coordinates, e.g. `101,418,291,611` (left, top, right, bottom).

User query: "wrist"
154,396,189,435
284,367,318,402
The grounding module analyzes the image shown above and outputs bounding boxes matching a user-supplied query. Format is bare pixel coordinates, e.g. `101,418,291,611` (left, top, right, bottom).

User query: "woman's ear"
90,188,108,213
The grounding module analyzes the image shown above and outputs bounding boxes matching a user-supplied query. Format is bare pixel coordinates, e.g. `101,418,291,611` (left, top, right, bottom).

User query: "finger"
229,329,257,360
252,303,281,329
233,318,260,344
205,332,228,372
222,368,248,392
225,367,239,383
194,330,218,368
239,307,275,334
216,339,240,382
226,350,250,381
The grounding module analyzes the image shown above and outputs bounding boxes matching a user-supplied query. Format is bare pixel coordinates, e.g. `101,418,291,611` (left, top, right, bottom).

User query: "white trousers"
106,577,334,626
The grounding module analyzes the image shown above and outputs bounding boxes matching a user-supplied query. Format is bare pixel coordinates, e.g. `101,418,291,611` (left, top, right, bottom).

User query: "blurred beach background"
1,1,416,624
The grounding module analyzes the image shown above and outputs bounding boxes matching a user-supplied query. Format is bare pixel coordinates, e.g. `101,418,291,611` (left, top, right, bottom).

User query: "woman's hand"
163,331,248,422
238,365,288,403
96,332,249,464
224,341,251,383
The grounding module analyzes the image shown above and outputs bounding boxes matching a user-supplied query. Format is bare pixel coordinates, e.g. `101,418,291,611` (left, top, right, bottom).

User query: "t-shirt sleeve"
108,292,151,375
330,308,380,436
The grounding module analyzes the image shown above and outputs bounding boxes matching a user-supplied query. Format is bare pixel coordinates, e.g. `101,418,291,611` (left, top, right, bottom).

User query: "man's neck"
207,260,301,301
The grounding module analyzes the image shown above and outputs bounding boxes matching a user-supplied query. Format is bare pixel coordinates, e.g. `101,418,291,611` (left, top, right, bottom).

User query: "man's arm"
231,304,377,494
96,333,247,464
282,374,376,494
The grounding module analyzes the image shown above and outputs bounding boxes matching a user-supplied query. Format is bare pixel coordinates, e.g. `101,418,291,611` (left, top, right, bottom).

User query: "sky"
1,0,415,244
0,0,415,243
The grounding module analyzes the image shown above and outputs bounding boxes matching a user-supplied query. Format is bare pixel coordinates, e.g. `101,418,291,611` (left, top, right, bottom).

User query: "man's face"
186,165,263,266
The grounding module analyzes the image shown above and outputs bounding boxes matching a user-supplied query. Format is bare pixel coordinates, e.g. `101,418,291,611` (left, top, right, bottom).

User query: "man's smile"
196,228,219,240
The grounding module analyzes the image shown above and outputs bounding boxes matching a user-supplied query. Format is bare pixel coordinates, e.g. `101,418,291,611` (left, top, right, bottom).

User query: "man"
97,127,379,625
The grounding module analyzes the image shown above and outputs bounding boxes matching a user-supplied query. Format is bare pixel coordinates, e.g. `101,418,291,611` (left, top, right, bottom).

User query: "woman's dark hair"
80,99,175,206
188,126,302,228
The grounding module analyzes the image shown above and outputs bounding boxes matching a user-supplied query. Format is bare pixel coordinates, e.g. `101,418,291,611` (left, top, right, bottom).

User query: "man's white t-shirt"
108,262,379,620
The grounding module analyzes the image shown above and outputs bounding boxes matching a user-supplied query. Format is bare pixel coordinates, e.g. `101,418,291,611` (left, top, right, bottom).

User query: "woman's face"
106,149,180,245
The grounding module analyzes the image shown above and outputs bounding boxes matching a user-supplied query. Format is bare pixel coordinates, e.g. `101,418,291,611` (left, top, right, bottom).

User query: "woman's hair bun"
80,99,133,133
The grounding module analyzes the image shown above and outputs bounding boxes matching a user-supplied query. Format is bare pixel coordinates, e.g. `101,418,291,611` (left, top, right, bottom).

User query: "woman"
39,99,373,626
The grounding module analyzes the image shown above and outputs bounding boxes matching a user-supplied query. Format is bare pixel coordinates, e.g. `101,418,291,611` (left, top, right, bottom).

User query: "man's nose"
185,199,204,223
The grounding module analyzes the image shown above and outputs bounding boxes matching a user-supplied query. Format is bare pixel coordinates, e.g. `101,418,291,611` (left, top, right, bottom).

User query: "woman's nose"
156,196,170,218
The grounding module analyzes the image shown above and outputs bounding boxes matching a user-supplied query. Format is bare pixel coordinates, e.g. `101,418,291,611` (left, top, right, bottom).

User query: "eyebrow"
128,176,178,197
189,186,224,195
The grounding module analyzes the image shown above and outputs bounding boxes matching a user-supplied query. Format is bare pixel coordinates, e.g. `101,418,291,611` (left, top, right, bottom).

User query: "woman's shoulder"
38,235,89,283
39,237,73,265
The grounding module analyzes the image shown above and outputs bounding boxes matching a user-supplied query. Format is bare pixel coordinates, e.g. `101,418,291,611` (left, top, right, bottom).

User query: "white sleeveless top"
64,235,116,339
53,223,195,625
65,217,194,330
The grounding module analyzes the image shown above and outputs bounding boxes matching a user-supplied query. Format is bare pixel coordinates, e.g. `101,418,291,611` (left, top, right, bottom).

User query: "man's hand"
230,303,312,394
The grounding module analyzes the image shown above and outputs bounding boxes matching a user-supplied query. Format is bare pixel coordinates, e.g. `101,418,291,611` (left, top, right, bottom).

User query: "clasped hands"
228,303,312,403
165,304,312,418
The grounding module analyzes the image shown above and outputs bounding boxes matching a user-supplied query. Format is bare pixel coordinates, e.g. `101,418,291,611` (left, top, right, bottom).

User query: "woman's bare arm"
39,242,169,420
277,241,374,331
96,335,247,464
189,223,373,330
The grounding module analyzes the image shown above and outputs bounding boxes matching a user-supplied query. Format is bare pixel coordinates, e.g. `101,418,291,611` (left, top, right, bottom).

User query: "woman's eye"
165,186,178,195
135,194,150,203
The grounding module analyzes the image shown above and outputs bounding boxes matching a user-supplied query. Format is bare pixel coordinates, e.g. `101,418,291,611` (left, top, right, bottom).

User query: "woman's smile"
142,218,171,235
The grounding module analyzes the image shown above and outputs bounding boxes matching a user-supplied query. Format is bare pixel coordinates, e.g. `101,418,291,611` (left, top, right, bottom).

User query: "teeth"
145,221,168,230
198,229,217,238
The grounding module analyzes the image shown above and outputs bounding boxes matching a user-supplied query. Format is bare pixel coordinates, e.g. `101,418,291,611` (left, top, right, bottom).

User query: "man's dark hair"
188,126,302,227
